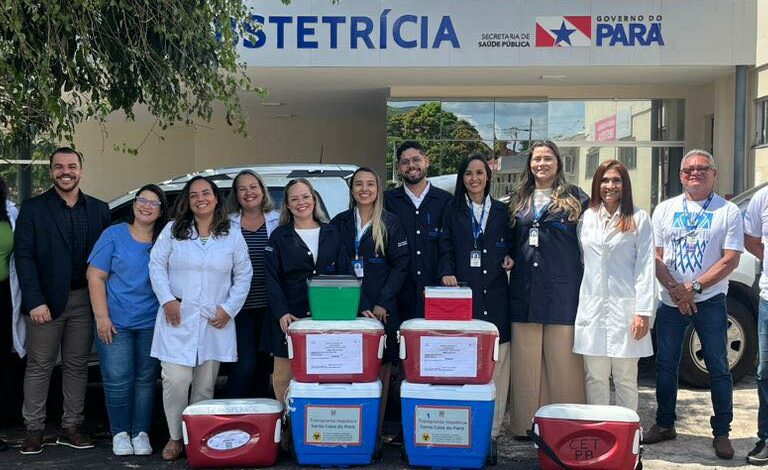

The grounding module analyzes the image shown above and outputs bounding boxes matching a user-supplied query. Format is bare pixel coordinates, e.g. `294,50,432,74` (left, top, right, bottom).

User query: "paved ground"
0,361,760,469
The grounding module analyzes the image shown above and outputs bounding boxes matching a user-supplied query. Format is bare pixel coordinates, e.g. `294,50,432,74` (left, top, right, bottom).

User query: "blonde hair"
508,140,583,225
279,178,328,225
349,167,387,256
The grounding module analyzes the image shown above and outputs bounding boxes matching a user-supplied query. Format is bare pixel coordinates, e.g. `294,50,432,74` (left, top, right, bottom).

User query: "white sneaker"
112,432,134,456
131,432,152,456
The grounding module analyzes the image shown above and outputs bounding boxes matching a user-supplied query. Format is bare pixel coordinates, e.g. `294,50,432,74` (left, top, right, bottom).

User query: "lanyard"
468,198,486,248
682,192,714,232
354,211,370,259
532,200,548,227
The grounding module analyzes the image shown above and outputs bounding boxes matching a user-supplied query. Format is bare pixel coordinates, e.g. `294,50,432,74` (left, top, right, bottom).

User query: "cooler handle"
492,336,499,362
286,335,294,359
399,333,407,360
378,335,386,359
274,418,282,444
182,421,189,446
527,427,570,469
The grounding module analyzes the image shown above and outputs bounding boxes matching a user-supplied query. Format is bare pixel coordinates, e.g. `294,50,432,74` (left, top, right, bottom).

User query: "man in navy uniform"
384,141,452,321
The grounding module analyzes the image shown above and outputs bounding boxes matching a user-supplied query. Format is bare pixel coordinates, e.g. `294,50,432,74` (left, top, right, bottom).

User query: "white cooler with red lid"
424,286,473,320
182,398,283,468
398,319,499,385
287,318,385,383
531,404,642,470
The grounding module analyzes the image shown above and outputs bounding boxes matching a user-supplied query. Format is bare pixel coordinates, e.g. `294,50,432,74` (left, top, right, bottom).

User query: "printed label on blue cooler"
420,336,478,377
305,405,362,445
307,334,363,374
414,406,471,448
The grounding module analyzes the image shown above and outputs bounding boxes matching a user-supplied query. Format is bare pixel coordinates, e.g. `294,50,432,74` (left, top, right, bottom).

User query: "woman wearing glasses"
149,176,252,461
264,178,348,403
87,185,168,456
507,140,589,437
573,160,655,411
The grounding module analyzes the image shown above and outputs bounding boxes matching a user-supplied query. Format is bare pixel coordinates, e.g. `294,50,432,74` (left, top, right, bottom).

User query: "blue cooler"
401,381,495,469
288,380,381,467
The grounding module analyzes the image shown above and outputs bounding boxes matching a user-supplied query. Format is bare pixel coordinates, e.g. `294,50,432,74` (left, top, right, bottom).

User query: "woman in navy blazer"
331,167,409,436
506,140,589,437
264,178,348,402
439,154,512,451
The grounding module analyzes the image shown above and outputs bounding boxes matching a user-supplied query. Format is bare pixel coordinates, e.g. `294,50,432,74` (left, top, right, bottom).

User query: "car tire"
679,297,758,388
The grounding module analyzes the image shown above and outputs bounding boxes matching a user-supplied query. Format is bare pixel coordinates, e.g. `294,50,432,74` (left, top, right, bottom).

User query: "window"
757,99,768,146
586,148,600,179
618,147,637,170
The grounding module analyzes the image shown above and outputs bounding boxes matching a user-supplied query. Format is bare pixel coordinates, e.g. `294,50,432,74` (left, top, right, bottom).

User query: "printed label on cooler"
414,405,472,448
206,429,251,451
304,405,362,446
419,336,478,377
306,333,363,375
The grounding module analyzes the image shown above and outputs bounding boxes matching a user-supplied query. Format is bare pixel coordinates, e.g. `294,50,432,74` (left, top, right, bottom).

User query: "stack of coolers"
286,275,385,466
398,286,500,469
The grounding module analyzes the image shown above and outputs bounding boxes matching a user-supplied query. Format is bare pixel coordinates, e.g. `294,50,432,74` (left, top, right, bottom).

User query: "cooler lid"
400,319,499,334
182,398,283,416
424,286,473,298
308,275,361,288
534,404,640,423
287,317,383,332
288,380,382,399
401,381,496,401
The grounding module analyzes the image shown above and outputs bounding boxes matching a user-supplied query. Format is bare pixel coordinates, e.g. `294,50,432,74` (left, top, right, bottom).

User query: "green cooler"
308,275,361,320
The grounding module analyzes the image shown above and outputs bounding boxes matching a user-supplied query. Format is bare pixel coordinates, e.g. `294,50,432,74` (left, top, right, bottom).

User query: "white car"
109,164,357,221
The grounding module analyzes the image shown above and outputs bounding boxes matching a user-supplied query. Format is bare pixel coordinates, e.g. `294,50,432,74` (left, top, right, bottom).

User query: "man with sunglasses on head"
14,147,110,455
644,149,743,460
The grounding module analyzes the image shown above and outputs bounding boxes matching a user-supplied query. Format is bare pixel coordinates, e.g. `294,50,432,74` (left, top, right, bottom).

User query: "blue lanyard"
532,199,548,227
682,192,713,232
468,198,486,245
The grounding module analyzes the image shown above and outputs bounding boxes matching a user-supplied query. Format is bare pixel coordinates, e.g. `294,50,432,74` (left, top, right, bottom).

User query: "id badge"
686,236,697,253
470,250,482,268
529,227,539,247
352,260,365,278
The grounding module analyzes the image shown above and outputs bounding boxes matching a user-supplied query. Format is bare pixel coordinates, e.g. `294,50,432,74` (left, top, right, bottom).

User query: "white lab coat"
6,201,25,357
149,221,253,367
573,206,655,358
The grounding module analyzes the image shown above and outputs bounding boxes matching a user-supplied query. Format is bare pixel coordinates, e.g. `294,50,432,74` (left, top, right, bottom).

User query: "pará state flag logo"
535,16,592,47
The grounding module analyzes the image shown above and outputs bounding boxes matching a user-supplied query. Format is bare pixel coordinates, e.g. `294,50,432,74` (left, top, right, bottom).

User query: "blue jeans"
655,294,733,437
96,326,159,436
758,299,768,440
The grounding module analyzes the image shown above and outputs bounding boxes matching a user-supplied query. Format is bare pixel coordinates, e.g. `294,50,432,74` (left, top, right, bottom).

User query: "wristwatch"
692,280,703,294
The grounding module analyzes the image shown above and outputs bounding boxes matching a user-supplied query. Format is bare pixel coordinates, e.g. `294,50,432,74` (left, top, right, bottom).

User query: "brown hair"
589,159,636,232
171,176,230,240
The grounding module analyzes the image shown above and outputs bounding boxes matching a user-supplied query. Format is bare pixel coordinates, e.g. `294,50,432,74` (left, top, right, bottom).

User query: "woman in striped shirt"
224,170,281,398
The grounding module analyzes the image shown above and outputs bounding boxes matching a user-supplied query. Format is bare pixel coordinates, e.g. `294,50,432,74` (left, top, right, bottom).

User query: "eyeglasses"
680,166,712,176
398,156,424,167
136,196,162,208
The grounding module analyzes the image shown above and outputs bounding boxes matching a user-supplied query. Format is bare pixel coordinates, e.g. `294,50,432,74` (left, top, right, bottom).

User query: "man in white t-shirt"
744,185,768,465
645,149,743,460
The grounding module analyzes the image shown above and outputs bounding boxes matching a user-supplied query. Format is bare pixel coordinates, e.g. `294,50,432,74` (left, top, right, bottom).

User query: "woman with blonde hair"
224,170,280,399
331,167,409,436
264,178,349,402
574,160,654,411
507,140,589,437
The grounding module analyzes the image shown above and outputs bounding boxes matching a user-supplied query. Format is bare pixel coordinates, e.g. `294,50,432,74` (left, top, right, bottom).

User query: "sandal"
162,439,183,461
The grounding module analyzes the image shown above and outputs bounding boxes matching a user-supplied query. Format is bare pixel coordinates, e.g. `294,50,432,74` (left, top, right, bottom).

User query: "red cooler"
424,286,473,320
531,404,642,470
287,318,385,383
181,398,283,469
398,319,499,385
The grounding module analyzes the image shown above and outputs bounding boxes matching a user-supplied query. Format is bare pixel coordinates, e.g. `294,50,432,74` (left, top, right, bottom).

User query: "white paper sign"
306,333,363,375
305,405,362,445
414,406,471,448
419,336,478,377
206,429,252,451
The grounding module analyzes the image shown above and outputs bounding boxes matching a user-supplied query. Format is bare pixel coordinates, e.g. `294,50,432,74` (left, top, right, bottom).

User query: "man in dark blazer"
14,147,110,455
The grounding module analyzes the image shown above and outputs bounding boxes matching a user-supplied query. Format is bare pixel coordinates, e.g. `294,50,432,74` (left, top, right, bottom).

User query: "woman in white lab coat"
149,176,252,461
573,160,655,411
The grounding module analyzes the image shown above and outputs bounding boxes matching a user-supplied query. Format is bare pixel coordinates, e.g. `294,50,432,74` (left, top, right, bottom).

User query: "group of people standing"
0,141,765,465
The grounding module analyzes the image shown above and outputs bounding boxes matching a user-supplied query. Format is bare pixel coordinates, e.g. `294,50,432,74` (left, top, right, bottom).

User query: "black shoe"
20,431,44,455
387,429,404,446
713,436,734,460
749,440,768,466
56,427,95,449
642,425,677,445
0,438,8,452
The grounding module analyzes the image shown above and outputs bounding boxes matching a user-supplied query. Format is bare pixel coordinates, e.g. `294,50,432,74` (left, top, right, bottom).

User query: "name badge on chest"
529,227,539,247
352,259,365,278
470,250,482,268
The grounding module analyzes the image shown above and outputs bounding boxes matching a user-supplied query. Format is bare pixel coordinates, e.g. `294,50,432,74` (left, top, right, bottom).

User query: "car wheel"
679,297,758,388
